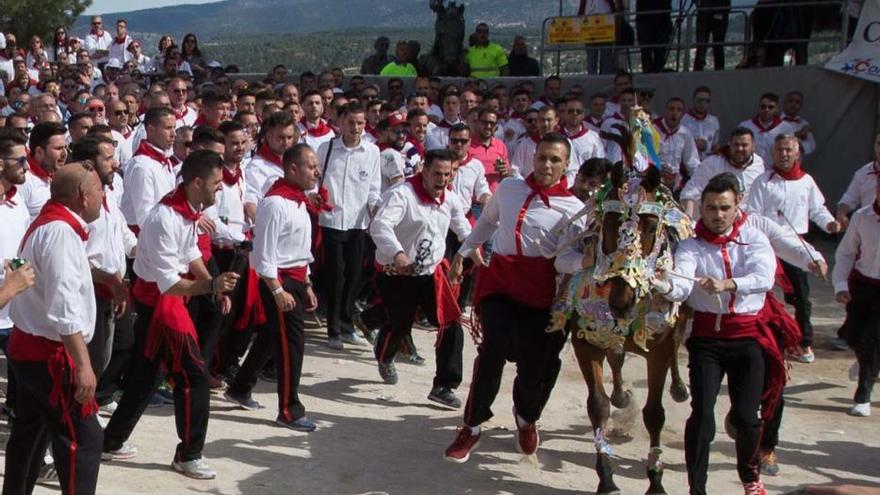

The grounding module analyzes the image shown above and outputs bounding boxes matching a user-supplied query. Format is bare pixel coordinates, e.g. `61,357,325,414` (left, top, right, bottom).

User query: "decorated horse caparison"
548,159,693,495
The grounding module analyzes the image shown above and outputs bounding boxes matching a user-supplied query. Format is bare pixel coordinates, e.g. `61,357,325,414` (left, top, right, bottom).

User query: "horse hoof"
596,454,619,494
646,466,667,495
610,389,632,409
669,381,689,403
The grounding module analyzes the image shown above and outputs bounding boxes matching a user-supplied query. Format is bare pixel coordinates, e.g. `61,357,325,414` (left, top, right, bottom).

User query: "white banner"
825,0,880,83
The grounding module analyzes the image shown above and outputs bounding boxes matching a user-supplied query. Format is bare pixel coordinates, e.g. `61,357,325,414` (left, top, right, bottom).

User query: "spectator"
530,75,562,110
25,36,48,72
694,0,730,70
582,0,616,74
270,64,287,85
380,41,417,77
150,35,175,73
782,90,816,155
604,70,633,118
635,0,673,72
127,40,151,73
48,27,73,64
682,85,720,159
507,36,540,77
361,36,391,75
85,15,114,65
109,19,132,64
181,33,206,77
465,23,509,78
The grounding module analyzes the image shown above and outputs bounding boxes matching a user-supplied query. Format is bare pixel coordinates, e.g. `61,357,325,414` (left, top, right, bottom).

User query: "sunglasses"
449,138,469,144
479,120,497,126
89,106,105,112
567,108,583,114
114,110,129,116
1,156,28,168
760,104,775,110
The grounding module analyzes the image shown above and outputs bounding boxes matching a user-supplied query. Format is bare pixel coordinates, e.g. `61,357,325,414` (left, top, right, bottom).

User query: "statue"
418,0,466,77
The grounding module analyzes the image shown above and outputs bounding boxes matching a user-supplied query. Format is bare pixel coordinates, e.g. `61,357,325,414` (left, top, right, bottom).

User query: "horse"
548,162,693,495
418,0,467,76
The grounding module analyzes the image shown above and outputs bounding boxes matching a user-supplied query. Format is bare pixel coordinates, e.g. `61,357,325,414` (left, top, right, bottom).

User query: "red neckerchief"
159,185,200,236
524,173,572,207
173,106,189,120
654,118,679,139
782,114,800,123
611,112,624,121
752,115,782,133
586,115,603,127
3,186,18,207
256,143,283,167
687,109,707,121
114,35,127,44
695,210,748,245
529,133,541,145
406,136,426,158
90,28,105,37
301,117,332,137
27,155,53,183
539,96,552,106
407,173,445,206
134,140,174,171
510,110,527,121
437,118,459,129
21,200,89,249
771,161,806,181
564,124,589,140
222,166,242,186
122,128,132,139
265,178,309,205
460,152,474,165
378,142,403,152
364,125,378,138
609,95,620,104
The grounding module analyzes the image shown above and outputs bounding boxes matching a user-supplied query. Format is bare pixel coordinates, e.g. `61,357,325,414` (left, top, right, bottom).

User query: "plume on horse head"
600,107,662,172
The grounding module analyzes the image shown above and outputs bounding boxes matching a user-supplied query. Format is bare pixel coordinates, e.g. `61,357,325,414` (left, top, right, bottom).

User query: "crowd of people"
0,13,878,495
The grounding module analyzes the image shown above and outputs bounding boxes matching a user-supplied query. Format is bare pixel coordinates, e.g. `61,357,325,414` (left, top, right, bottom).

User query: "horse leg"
573,338,620,495
668,314,690,403
607,349,632,409
642,340,673,495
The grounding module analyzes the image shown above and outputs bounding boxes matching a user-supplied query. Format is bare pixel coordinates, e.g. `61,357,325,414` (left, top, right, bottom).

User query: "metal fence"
539,0,851,75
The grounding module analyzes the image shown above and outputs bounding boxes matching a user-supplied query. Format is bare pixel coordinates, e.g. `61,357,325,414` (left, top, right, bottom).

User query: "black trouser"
213,247,255,374
228,277,308,421
103,299,211,462
0,327,16,411
95,307,135,406
685,337,765,495
463,295,567,426
88,296,115,377
321,228,366,338
191,257,223,371
842,274,880,404
636,14,673,72
445,231,475,308
3,359,102,495
694,10,729,70
780,260,812,348
373,273,463,389
760,334,785,452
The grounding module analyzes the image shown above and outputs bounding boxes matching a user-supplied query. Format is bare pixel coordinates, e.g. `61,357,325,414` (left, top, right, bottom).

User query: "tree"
0,0,92,43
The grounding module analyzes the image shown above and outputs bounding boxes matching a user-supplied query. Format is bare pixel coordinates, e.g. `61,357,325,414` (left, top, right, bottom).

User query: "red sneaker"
515,421,539,455
445,427,480,464
743,481,767,495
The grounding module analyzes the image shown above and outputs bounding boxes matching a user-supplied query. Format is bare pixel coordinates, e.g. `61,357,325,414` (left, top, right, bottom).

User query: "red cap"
385,112,407,128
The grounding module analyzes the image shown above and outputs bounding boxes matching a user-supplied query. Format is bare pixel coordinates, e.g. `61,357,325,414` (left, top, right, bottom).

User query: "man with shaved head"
5,162,104,495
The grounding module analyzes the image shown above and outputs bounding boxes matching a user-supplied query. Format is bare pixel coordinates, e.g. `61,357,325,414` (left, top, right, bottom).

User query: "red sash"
278,266,308,282
472,254,557,311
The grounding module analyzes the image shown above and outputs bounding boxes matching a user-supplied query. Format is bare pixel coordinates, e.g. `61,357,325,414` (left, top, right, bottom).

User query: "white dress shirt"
512,135,580,184
299,121,337,152
838,161,878,209
174,106,197,129
680,153,765,206
18,170,52,219
738,117,797,169
562,124,606,169
584,115,604,133
86,186,136,278
747,170,835,235
667,223,776,315
458,177,586,275
682,111,721,160
316,137,381,231
451,155,491,211
214,170,248,244
379,147,407,192
251,193,313,279
425,120,461,151
121,144,177,227
133,201,202,293
0,189,30,329
111,129,134,169
655,119,701,178
833,204,880,292
371,180,471,274
783,115,816,155
108,35,132,63
244,154,284,206
747,213,823,270
11,208,96,342
84,31,114,63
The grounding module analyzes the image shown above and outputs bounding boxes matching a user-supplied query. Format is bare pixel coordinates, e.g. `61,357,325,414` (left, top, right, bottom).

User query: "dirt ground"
1,241,879,495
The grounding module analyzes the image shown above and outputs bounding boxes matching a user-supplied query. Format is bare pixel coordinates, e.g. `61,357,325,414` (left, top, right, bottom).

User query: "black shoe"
378,362,398,385
224,390,265,411
260,367,278,383
428,387,462,409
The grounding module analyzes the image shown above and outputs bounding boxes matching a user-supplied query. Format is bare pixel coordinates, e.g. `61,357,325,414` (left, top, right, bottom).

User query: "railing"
539,0,850,75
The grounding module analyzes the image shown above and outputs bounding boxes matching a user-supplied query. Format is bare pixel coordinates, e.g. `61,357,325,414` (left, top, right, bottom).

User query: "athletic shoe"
102,443,138,461
428,387,462,409
209,376,227,391
849,402,871,417
397,351,427,366
515,418,539,455
798,347,815,363
147,392,165,408
275,416,318,432
327,337,344,350
156,386,175,404
99,401,118,417
831,337,850,351
743,480,767,495
171,458,217,480
341,332,370,346
445,427,480,463
352,311,376,343
759,449,779,476
224,391,265,411
35,463,57,484
378,362,398,385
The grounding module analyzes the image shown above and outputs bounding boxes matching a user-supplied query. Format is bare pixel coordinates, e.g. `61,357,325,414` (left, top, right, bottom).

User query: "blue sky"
85,0,220,14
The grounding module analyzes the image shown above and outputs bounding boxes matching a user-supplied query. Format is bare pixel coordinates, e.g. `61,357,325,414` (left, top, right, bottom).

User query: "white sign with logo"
825,0,880,83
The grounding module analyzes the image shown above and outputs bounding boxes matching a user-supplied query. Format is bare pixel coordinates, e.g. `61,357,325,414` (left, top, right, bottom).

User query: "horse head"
431,1,465,66
595,164,667,323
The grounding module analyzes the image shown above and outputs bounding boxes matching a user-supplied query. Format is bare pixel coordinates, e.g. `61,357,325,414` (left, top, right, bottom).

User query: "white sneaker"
849,402,871,417
171,457,217,480
102,443,138,461
341,332,370,346
99,401,118,416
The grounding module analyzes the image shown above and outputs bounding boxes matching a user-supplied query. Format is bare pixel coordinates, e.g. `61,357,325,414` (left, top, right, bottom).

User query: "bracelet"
271,286,284,296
